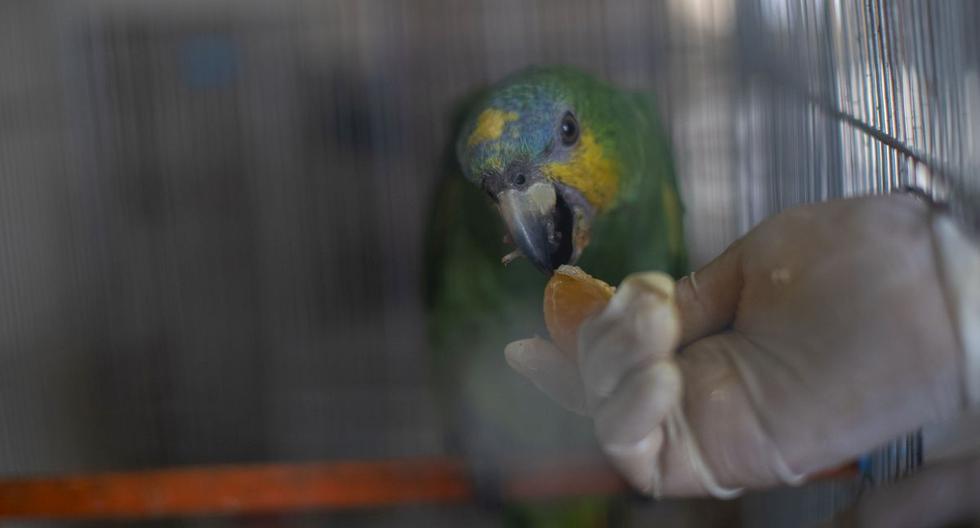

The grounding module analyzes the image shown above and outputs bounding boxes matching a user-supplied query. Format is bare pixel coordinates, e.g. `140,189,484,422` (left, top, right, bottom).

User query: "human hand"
506,194,978,497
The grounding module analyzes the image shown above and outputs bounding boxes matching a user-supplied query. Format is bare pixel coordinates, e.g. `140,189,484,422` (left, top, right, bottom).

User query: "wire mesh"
735,0,979,228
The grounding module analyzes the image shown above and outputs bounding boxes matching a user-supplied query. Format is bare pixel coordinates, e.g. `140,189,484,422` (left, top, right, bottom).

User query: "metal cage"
0,0,976,526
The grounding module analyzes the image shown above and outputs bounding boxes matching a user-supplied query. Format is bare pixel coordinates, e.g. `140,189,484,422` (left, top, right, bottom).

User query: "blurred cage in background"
0,0,977,526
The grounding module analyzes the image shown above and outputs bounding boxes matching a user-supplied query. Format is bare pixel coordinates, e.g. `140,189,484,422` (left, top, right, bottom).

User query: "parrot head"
456,66,642,274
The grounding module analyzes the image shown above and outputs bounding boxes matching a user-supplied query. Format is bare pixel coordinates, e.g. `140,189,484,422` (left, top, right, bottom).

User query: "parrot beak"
496,181,592,274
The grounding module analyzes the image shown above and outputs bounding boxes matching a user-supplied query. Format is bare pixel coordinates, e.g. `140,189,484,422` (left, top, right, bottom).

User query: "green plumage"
424,67,687,527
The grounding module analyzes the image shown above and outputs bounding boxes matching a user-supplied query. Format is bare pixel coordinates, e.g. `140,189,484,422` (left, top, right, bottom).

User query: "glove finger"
602,426,664,496
675,241,744,345
594,359,682,447
600,272,675,324
504,337,589,415
672,332,805,490
579,273,680,410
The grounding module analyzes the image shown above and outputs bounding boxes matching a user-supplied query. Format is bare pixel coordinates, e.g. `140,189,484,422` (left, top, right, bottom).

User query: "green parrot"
424,66,687,527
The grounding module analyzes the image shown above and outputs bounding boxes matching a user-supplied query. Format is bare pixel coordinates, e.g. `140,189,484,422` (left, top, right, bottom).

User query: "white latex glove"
505,194,980,498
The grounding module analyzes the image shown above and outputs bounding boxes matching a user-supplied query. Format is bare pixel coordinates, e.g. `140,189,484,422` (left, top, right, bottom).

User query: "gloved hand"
505,194,980,498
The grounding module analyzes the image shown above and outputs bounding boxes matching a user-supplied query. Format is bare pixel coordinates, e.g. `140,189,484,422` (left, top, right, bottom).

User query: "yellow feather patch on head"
542,129,619,211
467,108,519,147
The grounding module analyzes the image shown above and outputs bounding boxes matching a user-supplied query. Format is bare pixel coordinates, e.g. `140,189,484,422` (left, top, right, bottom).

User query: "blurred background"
0,0,978,526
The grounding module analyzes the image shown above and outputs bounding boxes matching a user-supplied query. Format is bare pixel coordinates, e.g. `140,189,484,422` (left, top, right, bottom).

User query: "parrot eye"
559,112,579,146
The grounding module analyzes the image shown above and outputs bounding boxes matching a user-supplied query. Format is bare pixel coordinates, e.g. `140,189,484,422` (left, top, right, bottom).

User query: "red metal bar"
0,458,474,519
0,456,857,520
810,461,860,480
504,458,629,500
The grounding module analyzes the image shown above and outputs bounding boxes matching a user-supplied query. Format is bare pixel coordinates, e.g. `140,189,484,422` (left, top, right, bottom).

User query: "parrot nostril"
513,173,526,186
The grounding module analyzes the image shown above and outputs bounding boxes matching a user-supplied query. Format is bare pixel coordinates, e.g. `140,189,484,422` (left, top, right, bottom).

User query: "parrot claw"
501,249,522,266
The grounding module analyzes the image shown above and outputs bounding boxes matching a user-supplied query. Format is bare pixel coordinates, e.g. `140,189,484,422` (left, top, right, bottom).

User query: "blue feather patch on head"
457,79,573,184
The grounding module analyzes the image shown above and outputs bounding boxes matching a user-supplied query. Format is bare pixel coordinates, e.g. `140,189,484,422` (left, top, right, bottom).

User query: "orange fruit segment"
543,265,615,359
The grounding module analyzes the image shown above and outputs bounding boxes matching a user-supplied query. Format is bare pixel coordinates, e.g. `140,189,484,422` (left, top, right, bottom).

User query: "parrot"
424,65,687,527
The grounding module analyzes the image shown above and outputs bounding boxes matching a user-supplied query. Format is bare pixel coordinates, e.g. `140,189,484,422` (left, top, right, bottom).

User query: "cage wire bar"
0,0,977,526
734,2,978,524
735,0,979,229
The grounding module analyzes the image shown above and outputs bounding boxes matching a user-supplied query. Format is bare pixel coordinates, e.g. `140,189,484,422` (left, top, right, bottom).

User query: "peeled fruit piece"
543,265,615,359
